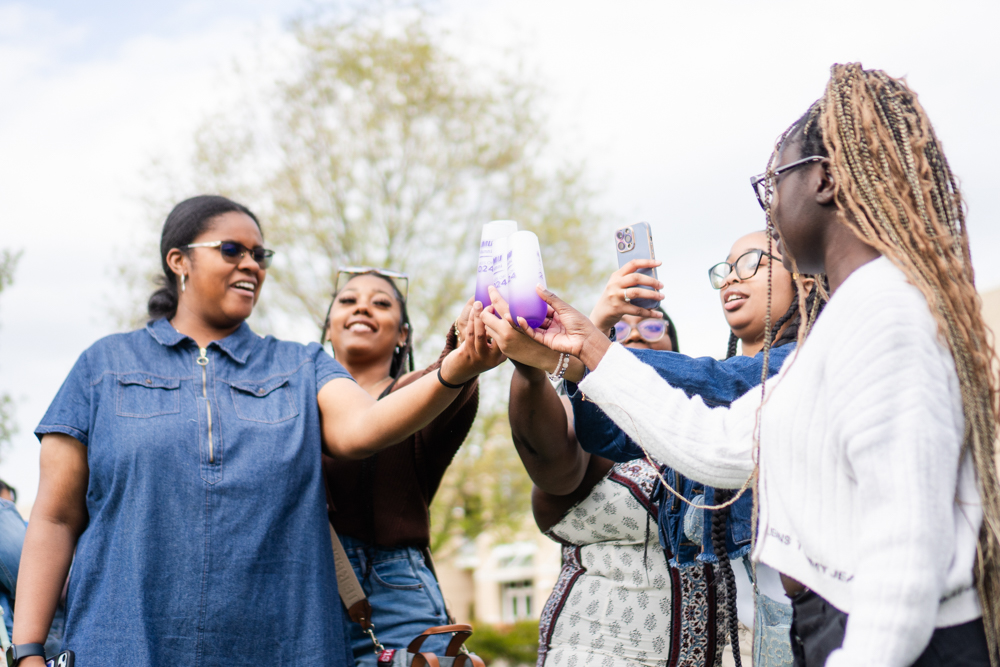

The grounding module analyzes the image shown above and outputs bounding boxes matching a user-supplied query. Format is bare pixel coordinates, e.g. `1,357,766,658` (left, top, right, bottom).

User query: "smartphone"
46,650,75,667
615,222,660,309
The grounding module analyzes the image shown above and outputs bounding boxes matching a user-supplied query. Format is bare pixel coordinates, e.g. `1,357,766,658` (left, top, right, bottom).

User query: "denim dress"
35,318,355,666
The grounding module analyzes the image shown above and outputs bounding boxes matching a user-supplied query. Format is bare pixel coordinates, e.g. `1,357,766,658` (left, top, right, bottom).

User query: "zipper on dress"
197,347,214,464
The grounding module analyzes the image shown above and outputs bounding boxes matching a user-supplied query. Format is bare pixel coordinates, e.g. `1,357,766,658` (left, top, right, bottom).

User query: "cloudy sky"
2,0,998,506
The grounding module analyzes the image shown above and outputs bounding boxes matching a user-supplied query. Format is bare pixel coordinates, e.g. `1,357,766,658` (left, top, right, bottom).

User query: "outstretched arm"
520,285,757,488
480,291,615,529
578,344,757,488
570,346,795,462
320,301,505,459
508,362,587,496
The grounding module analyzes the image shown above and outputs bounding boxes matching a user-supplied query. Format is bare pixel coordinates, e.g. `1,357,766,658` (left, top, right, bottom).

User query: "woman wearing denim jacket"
320,271,481,665
11,195,504,667
483,230,823,667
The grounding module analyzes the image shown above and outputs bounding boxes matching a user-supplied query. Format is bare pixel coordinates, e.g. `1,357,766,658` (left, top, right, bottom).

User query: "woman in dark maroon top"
321,269,482,665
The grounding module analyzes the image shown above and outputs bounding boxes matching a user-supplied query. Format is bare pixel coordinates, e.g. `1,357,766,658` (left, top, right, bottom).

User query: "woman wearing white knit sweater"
495,65,1000,667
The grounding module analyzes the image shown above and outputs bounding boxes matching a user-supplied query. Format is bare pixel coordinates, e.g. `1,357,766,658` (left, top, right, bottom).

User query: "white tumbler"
507,231,548,328
474,220,518,306
491,235,511,303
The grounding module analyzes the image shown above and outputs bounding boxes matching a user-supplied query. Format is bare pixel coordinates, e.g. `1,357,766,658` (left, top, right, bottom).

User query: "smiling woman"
10,195,506,666
321,271,482,665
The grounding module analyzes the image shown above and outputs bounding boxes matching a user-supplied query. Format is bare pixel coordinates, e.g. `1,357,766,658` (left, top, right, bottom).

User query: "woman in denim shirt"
11,196,504,667
483,231,823,667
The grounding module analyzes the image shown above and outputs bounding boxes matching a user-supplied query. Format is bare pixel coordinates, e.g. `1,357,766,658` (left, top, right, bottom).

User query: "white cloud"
0,6,293,504
2,0,998,504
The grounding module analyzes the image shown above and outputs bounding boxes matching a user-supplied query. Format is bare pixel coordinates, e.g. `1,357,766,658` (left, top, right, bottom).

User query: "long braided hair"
717,271,825,665
759,63,1000,664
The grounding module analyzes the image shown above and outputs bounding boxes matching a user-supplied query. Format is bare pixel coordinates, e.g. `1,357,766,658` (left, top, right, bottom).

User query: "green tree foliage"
0,249,21,452
133,4,611,548
465,620,539,666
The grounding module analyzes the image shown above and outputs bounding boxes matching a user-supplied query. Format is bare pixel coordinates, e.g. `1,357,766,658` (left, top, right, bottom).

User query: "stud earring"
181,274,186,292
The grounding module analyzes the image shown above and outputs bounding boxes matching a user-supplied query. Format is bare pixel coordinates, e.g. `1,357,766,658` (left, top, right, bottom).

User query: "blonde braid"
773,63,1000,665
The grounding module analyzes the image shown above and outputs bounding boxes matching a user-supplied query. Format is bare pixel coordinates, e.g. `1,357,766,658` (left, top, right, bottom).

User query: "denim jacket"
567,344,795,567
36,319,354,666
0,498,26,638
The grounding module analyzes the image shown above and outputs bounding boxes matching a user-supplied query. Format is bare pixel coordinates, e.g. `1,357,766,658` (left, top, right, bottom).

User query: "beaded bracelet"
547,352,570,382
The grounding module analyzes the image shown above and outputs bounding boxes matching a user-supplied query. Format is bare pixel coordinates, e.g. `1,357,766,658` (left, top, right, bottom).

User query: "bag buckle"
366,623,387,656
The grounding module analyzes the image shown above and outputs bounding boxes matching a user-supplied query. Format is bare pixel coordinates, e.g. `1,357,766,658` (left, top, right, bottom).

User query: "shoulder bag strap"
331,523,372,628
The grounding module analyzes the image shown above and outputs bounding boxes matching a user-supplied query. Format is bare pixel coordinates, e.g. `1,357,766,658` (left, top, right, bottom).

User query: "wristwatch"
5,643,45,666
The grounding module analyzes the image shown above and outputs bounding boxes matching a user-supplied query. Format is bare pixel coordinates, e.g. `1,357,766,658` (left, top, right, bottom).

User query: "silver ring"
623,288,630,304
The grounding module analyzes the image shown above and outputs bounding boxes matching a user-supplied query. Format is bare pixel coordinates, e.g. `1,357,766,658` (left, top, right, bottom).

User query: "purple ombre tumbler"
474,220,518,306
507,231,548,328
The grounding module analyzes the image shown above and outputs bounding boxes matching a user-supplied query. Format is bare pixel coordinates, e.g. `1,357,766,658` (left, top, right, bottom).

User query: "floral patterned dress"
538,460,724,667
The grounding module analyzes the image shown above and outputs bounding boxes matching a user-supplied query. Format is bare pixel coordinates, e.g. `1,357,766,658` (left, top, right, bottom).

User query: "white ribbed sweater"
578,257,983,667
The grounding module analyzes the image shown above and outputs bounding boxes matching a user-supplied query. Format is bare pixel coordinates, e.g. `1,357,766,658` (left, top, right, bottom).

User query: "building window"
501,580,533,623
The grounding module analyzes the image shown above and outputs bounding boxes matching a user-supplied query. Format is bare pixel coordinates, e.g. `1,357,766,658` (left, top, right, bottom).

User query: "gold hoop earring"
181,274,186,292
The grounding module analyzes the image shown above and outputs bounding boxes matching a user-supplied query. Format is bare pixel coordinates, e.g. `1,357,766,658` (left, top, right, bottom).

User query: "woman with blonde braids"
497,63,998,667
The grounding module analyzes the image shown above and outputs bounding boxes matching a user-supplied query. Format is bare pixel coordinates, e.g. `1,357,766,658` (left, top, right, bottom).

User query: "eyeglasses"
750,155,826,211
335,266,409,302
708,249,777,289
184,240,275,269
613,318,668,342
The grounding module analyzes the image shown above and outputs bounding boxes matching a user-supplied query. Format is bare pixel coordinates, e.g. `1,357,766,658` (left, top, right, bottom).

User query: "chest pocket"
117,373,181,418
230,376,299,424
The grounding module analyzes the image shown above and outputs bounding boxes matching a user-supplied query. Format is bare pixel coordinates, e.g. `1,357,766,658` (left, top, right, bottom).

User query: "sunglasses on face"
708,249,777,289
184,240,275,269
749,155,826,211
613,318,668,342
335,266,409,303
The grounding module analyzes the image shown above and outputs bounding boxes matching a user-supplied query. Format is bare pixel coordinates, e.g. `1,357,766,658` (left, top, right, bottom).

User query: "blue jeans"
340,536,450,667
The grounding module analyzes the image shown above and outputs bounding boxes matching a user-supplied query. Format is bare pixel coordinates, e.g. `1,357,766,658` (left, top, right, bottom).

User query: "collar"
146,318,259,364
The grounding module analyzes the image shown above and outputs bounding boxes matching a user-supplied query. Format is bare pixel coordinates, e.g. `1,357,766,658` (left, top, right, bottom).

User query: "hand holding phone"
614,223,661,310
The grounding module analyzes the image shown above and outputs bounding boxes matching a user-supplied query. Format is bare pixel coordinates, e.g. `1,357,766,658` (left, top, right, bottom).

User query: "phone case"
615,222,659,309
46,650,74,667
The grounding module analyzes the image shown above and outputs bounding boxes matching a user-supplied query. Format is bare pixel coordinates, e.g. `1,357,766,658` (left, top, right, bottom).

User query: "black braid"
768,289,800,348
771,279,829,349
710,489,741,667
725,332,739,360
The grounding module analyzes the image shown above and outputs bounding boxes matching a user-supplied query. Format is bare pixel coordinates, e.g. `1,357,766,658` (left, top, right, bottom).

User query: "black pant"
789,590,991,667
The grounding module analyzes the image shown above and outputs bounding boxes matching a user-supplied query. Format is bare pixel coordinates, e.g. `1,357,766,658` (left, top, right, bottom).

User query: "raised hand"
589,259,665,335
453,296,475,343
444,300,507,382
481,286,562,372
518,286,612,370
